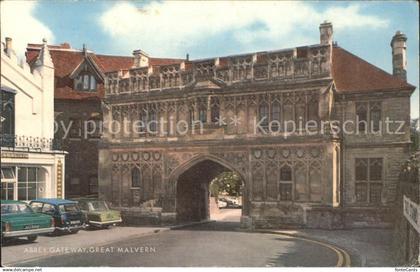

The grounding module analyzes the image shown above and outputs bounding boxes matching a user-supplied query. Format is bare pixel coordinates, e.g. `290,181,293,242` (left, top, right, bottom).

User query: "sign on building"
403,195,420,233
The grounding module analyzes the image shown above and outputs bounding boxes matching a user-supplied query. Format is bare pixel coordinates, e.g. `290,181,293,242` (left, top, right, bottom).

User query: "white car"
217,200,227,208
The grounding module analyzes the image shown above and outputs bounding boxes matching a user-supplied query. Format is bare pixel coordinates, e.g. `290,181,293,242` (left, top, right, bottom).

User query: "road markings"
257,230,352,267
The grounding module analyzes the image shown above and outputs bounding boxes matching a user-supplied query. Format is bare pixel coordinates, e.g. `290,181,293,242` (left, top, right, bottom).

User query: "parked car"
1,200,55,242
29,198,86,234
217,199,227,208
218,197,241,209
74,198,122,229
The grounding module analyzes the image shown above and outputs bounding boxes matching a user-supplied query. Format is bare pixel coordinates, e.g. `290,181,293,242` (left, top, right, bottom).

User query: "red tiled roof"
149,57,184,66
332,46,415,93
26,44,183,100
26,43,416,100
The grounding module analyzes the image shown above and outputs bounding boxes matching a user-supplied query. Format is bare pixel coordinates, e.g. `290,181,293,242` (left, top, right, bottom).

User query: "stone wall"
55,99,102,197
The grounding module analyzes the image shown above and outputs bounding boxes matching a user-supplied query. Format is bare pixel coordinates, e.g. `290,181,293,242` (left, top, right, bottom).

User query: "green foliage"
400,153,419,183
210,172,242,197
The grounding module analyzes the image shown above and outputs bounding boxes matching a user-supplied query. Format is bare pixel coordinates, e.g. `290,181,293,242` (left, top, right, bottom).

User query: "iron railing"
1,134,62,151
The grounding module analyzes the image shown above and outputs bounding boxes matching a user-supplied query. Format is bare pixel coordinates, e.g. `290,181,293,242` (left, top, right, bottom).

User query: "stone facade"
98,23,416,228
25,43,134,198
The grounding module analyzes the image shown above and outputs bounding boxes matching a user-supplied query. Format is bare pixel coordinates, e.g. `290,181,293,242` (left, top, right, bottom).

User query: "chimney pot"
5,37,12,49
132,49,149,68
391,31,407,81
4,37,15,56
319,21,333,45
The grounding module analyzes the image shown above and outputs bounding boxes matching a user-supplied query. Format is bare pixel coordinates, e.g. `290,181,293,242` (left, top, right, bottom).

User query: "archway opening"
175,159,244,223
209,172,242,222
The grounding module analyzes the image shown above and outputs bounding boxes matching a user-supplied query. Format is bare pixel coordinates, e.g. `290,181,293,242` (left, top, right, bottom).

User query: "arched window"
279,165,292,201
356,103,368,133
271,100,281,122
139,109,148,135
210,97,220,123
131,167,141,188
370,103,381,133
199,106,207,123
280,165,292,181
189,108,195,126
258,102,269,128
271,100,281,131
149,109,157,133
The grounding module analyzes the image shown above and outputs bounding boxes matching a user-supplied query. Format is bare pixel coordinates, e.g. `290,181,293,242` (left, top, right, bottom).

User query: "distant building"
98,22,416,229
1,38,66,200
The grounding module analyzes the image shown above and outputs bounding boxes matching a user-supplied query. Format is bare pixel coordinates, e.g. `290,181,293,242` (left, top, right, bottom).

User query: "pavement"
1,225,168,266
1,208,394,267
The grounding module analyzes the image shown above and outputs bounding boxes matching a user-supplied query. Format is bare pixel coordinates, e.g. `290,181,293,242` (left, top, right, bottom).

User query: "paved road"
11,220,343,267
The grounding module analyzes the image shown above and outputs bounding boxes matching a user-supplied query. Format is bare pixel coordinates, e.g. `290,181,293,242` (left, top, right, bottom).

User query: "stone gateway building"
98,22,416,229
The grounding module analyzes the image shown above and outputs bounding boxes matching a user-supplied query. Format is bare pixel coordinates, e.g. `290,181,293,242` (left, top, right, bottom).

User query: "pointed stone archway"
168,155,248,223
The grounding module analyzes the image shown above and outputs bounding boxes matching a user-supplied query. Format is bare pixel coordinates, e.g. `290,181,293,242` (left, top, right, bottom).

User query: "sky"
1,0,418,118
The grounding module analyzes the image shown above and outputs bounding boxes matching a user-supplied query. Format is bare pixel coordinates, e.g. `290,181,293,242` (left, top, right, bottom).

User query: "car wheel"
27,235,37,242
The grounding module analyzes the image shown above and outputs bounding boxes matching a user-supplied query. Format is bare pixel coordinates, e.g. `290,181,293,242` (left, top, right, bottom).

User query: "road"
5,210,348,267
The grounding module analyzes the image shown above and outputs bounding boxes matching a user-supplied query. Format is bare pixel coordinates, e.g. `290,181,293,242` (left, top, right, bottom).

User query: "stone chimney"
4,37,15,56
132,49,149,68
319,21,333,45
391,31,407,81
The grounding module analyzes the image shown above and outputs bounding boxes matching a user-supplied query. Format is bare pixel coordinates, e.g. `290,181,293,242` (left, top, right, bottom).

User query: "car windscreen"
58,204,80,213
1,203,33,214
88,201,109,211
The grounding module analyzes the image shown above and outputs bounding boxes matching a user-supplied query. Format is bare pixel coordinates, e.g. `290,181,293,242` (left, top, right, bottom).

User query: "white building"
1,37,66,200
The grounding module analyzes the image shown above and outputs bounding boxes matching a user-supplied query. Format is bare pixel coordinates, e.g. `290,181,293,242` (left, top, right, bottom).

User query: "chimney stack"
132,49,149,68
391,31,407,81
4,37,15,56
319,21,333,46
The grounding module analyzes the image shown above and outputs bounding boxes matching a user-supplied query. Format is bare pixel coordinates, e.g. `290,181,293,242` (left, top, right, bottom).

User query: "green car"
75,198,122,229
1,200,55,242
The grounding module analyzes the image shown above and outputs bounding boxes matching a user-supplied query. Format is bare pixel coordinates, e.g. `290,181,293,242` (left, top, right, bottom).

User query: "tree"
210,172,242,197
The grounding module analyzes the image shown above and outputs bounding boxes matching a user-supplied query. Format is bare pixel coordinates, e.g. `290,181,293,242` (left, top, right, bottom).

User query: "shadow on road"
174,220,246,233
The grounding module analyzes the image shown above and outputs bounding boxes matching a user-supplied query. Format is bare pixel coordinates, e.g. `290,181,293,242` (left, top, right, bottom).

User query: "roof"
1,200,27,204
31,198,78,205
26,43,184,100
332,46,415,93
26,45,135,100
26,43,416,99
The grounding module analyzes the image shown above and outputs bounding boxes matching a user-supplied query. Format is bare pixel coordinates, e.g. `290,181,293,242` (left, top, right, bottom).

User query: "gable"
69,55,105,81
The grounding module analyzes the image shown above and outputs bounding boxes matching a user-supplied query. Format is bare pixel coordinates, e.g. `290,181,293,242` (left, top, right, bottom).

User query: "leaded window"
210,97,220,123
258,102,269,128
370,102,382,133
355,158,383,204
131,167,141,188
356,103,368,133
279,165,293,201
356,101,382,133
199,106,207,123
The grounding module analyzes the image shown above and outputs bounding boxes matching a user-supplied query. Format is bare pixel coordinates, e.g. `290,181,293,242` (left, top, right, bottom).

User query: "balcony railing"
1,134,62,151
